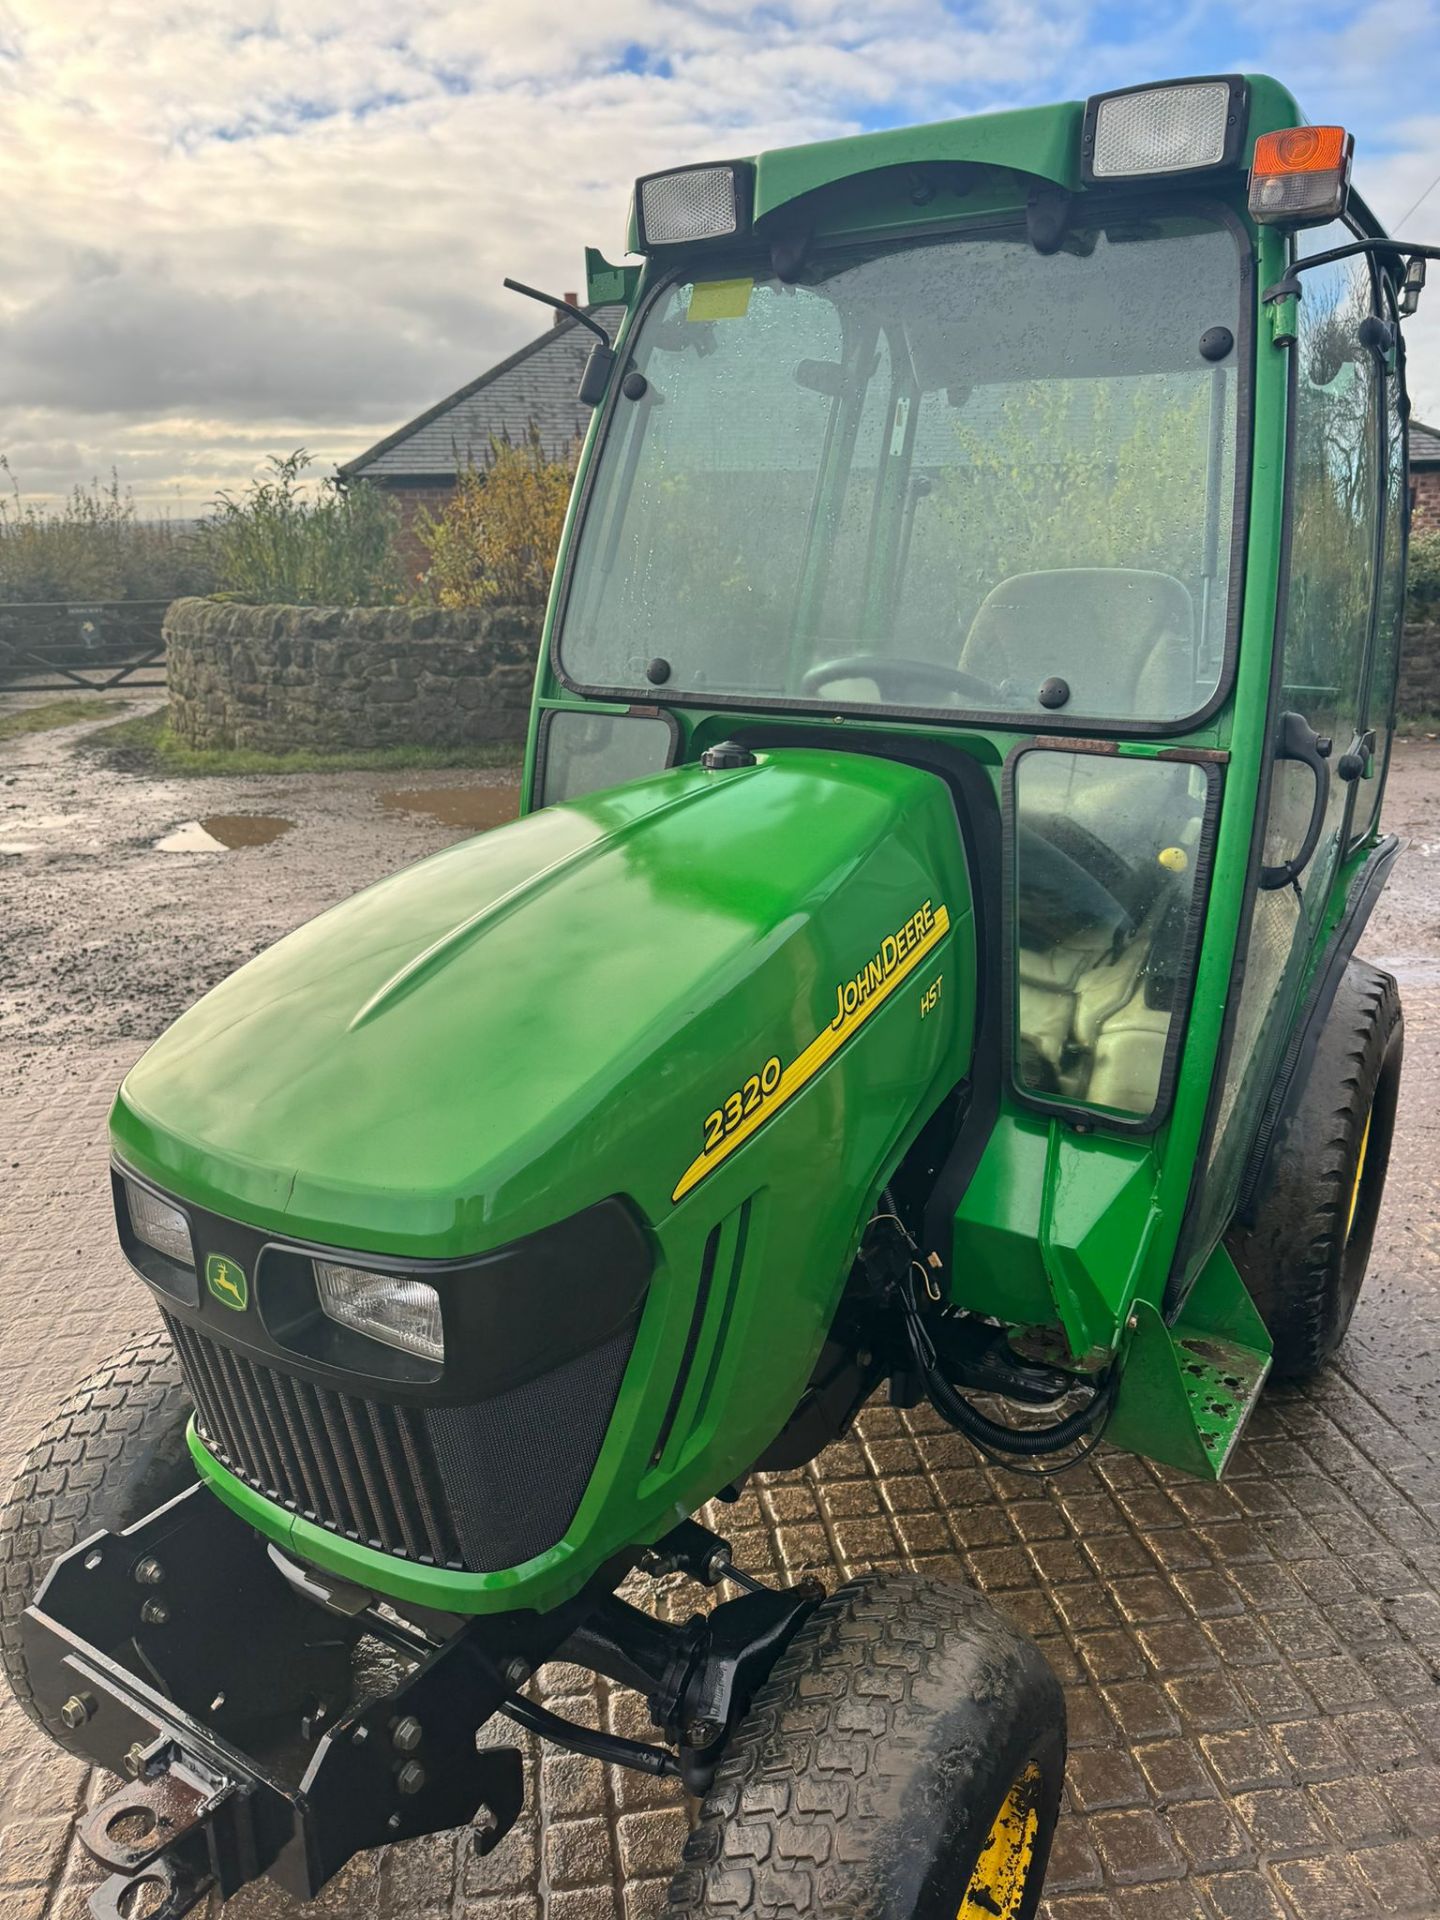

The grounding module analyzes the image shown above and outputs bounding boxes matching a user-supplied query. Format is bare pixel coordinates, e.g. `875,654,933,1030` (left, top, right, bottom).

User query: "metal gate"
0,601,168,692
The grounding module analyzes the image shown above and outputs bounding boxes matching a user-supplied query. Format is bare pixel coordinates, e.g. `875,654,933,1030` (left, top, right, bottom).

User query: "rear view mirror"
578,342,615,408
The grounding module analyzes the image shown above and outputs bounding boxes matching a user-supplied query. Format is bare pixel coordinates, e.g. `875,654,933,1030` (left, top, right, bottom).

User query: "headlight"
315,1261,444,1365
1081,77,1248,183
123,1178,194,1268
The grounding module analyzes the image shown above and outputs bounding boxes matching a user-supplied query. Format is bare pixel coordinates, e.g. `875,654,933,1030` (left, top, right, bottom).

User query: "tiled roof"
342,306,626,480
1412,419,1440,466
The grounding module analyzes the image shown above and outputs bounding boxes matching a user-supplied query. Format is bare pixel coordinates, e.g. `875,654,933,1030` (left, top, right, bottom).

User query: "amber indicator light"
1252,126,1348,176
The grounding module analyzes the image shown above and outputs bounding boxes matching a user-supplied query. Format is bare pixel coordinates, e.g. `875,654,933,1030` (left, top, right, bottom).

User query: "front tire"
1230,958,1403,1380
0,1330,194,1751
666,1574,1065,1919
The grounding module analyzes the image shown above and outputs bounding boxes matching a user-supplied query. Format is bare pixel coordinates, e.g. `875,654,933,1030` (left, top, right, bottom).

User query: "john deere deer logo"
206,1254,248,1311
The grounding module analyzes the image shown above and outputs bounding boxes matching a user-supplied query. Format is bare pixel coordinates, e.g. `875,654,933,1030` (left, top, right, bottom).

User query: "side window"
1359,311,1405,841
1010,749,1213,1124
535,710,675,806
1181,227,1383,1276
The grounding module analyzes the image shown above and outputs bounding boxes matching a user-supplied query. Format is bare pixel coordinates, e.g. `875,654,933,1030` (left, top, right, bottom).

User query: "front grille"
167,1313,465,1567
164,1310,639,1574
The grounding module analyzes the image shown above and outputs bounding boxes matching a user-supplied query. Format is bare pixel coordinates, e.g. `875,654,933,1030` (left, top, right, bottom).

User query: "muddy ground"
2,697,1439,1920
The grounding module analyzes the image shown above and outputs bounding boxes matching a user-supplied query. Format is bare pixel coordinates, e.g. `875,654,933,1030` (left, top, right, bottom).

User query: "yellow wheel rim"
958,1761,1041,1919
1346,1109,1373,1243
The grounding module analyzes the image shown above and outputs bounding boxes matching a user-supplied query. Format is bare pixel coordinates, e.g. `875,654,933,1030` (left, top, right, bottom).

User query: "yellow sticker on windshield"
688,277,753,321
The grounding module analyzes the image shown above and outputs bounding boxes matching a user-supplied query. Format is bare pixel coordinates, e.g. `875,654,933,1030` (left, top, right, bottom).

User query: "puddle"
154,815,294,853
379,786,520,833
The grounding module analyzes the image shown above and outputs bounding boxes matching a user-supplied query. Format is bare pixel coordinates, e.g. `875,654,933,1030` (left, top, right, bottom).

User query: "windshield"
557,213,1242,727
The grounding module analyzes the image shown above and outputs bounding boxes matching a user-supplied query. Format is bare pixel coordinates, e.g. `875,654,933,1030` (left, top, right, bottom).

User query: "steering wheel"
800,654,1005,707
1015,825,1136,948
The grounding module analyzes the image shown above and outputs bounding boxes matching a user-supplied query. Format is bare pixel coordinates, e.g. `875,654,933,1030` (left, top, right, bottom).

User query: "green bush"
415,432,576,610
1408,528,1440,617
0,463,211,603
198,451,403,607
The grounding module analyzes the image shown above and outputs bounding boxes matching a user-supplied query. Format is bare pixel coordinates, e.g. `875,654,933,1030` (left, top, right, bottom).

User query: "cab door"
1182,224,1384,1274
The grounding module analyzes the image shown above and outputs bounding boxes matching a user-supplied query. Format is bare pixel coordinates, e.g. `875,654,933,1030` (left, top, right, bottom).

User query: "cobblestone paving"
2,707,1439,1919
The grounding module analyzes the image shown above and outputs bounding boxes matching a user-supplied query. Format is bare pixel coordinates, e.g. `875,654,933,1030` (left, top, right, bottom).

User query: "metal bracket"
22,1486,527,1907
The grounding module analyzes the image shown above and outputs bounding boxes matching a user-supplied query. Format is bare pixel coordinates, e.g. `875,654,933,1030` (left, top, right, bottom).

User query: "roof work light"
634,163,752,248
1081,76,1249,183
1248,126,1354,228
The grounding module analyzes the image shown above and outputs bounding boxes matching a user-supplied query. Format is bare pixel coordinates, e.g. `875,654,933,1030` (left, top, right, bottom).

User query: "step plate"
1171,1328,1271,1477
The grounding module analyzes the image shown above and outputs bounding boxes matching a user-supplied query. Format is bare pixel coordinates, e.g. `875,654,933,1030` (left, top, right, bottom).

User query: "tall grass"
0,462,211,603
198,451,403,607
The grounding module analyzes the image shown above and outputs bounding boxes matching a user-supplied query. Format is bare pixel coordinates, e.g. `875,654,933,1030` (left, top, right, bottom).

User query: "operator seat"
959,568,1196,717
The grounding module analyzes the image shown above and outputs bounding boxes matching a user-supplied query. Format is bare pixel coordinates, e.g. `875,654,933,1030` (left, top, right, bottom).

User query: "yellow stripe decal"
672,902,950,1203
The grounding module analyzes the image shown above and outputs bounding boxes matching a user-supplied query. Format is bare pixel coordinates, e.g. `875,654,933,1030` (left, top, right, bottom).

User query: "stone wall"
164,597,540,751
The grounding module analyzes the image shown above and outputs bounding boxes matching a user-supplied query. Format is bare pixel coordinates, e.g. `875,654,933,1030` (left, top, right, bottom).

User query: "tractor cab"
7,73,1430,1920
524,74,1421,1467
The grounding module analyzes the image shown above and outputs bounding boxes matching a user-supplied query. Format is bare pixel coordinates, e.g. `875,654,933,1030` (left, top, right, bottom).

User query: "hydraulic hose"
898,1269,1117,1457
917,1343,1117,1455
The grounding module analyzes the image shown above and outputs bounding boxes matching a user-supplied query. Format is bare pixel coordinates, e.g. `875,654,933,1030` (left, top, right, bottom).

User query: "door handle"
1259,710,1332,891
1337,729,1376,783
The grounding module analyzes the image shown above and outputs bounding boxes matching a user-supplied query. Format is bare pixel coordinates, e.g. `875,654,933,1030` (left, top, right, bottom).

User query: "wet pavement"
1,698,1439,1920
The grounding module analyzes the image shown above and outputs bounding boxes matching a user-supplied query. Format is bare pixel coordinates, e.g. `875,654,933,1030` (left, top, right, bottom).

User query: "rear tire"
0,1330,193,1752
1230,958,1403,1381
666,1574,1065,1919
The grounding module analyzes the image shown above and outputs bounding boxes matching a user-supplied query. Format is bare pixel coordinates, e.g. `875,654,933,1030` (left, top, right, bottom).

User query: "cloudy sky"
1,0,1437,512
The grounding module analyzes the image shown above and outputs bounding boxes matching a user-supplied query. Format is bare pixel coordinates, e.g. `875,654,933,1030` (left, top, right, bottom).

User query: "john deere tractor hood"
111,749,974,1258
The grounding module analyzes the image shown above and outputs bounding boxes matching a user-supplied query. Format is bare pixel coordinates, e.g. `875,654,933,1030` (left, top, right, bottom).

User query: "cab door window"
1183,226,1382,1271
1010,748,1214,1125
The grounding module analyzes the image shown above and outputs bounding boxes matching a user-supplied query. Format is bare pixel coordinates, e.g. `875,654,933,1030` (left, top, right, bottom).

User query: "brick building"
340,301,623,582
1413,418,1440,534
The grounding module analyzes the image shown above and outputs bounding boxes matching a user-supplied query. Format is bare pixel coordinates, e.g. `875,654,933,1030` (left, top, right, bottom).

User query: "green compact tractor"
4,74,1432,1920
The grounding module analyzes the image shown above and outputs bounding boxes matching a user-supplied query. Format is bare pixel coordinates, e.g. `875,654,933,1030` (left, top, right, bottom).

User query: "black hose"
899,1271,1117,1457
919,1347,1117,1455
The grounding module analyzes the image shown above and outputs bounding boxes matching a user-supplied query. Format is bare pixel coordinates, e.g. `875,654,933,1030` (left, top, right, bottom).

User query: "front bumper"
21,1484,569,1919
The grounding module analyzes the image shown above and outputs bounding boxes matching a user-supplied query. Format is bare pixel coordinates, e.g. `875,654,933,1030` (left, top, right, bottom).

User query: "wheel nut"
502,1657,531,1690
140,1598,170,1627
392,1715,423,1753
133,1557,165,1587
396,1760,426,1796
60,1693,96,1731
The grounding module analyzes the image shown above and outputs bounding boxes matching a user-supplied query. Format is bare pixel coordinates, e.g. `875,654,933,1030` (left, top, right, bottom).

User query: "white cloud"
0,0,1437,509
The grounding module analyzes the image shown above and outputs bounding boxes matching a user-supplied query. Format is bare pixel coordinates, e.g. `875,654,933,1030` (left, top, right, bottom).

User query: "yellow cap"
1157,846,1188,873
